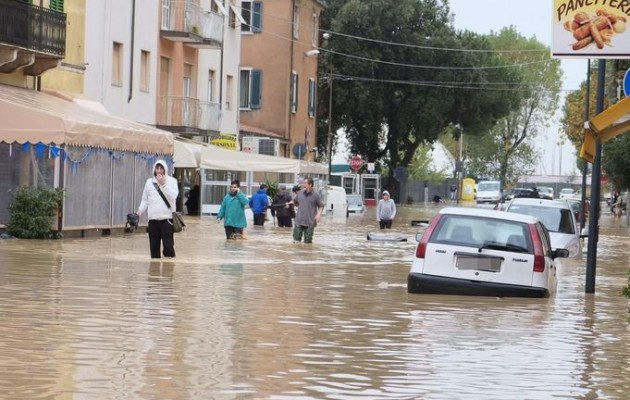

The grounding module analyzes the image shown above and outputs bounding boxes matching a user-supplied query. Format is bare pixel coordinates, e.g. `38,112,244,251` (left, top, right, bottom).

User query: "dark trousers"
224,226,244,239
253,213,266,226
379,219,393,229
148,219,175,258
277,216,293,227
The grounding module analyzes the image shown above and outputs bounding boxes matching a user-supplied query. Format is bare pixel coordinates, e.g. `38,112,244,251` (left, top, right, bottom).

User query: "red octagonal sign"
350,155,363,171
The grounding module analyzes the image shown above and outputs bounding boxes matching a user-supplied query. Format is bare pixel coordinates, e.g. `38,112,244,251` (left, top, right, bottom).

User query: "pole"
580,60,590,232
585,59,606,294
458,128,463,204
326,59,333,185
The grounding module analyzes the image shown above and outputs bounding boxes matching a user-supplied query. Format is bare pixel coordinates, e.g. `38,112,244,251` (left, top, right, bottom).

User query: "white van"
476,180,502,204
324,185,348,217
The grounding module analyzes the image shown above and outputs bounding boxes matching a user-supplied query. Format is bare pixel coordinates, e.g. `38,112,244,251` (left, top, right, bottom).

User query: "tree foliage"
317,0,524,193
461,28,562,184
561,60,630,189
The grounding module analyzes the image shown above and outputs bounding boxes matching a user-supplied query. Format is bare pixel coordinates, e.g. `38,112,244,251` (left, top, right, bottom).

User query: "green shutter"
251,70,262,109
252,2,262,33
50,0,64,12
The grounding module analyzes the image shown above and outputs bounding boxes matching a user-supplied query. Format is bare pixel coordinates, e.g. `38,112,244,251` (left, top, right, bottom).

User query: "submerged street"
1,204,630,399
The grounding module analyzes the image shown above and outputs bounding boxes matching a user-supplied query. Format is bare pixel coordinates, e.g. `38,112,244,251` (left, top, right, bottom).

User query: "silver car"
505,198,584,257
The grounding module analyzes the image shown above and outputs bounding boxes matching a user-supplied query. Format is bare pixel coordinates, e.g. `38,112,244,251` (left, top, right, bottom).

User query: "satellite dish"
292,143,307,159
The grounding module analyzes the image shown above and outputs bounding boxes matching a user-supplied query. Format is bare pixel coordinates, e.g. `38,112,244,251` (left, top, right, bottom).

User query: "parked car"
565,198,589,222
408,207,569,298
505,198,583,257
537,186,554,200
476,180,502,204
346,194,365,216
559,188,575,200
494,187,539,211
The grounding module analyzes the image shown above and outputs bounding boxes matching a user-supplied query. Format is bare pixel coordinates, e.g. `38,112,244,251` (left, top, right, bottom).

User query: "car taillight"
416,214,442,259
528,224,545,272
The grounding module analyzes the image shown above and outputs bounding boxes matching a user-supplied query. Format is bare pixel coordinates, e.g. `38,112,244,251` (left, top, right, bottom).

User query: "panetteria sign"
552,0,630,58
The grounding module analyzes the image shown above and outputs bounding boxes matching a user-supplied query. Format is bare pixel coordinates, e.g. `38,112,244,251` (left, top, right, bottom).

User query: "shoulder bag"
153,182,185,233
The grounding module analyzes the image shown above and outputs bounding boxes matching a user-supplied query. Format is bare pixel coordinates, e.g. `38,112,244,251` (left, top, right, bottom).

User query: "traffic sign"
349,155,362,171
624,68,630,97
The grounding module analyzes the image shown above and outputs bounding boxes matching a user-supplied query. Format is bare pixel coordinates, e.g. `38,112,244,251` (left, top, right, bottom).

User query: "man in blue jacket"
249,183,269,226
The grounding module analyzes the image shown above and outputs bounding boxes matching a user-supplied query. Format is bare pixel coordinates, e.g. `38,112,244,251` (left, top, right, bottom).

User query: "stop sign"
350,155,363,171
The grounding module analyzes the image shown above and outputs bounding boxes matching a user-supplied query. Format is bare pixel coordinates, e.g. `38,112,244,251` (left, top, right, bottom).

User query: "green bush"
7,186,64,239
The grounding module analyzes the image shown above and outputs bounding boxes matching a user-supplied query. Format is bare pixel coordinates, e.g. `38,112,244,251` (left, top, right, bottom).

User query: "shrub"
7,186,64,239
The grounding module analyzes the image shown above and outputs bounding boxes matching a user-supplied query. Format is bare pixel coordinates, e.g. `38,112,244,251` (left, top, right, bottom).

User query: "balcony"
0,0,66,76
161,1,223,48
157,96,222,134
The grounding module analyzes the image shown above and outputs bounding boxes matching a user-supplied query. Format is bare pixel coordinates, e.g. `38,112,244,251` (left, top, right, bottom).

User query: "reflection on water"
1,204,630,399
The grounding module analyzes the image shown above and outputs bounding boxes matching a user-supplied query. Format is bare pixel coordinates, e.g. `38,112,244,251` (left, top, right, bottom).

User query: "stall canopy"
0,84,173,154
200,143,299,173
174,138,202,168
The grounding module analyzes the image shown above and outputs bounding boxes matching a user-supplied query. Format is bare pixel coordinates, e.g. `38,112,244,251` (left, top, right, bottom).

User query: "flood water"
1,203,630,399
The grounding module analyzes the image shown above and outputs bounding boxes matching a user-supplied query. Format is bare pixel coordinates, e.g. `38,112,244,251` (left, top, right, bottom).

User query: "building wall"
40,0,85,94
240,0,323,159
82,0,159,124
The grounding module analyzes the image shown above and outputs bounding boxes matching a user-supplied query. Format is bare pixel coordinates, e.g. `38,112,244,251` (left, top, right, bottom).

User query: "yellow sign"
210,134,238,151
552,0,630,58
579,129,596,163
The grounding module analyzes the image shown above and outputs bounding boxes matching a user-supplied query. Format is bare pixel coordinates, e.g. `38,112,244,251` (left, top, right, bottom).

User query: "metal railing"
157,96,221,132
161,0,223,44
0,0,66,57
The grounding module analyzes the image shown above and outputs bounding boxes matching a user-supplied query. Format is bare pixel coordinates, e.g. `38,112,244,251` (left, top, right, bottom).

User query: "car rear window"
507,205,575,234
347,196,362,205
430,214,532,252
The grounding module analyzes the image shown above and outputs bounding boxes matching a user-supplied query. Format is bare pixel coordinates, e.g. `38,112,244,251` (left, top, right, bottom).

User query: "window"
161,0,171,29
290,71,298,113
159,57,171,97
49,0,63,12
112,42,122,87
308,78,316,117
226,74,233,110
240,68,262,109
140,50,150,92
292,4,300,39
240,1,262,33
311,12,318,47
207,70,215,102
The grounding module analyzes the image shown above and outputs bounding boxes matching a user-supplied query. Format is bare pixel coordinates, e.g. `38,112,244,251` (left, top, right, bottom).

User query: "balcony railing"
161,0,223,47
157,96,222,133
0,0,66,57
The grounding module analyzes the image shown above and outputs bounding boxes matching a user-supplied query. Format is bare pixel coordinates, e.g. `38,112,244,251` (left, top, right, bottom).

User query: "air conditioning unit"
241,137,279,157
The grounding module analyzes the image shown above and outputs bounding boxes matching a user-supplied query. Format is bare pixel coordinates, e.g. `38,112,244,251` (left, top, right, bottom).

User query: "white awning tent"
174,138,328,174
0,84,174,154
174,139,202,168
199,143,300,173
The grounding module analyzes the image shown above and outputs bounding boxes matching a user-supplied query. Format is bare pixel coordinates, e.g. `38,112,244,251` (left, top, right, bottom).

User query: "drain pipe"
128,0,136,102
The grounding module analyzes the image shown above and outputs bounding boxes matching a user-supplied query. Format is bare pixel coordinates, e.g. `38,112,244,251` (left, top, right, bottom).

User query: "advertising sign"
552,1,630,58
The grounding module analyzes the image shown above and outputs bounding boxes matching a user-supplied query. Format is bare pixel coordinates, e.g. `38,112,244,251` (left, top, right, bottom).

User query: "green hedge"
7,187,64,239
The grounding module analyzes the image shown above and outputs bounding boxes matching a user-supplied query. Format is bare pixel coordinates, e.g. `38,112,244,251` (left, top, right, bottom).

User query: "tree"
318,0,524,195
462,27,562,185
407,142,452,182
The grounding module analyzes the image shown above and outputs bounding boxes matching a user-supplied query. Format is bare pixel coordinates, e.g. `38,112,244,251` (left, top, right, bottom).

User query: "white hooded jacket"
137,160,179,221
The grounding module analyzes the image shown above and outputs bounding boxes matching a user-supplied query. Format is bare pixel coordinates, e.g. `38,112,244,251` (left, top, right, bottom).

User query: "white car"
408,207,569,298
559,188,575,200
346,194,365,215
505,198,583,257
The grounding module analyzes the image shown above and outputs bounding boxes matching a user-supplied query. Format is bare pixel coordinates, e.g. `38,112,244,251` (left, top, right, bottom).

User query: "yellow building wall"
40,0,86,95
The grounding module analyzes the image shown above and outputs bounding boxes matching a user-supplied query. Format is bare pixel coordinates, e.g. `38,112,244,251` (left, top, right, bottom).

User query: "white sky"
449,0,585,176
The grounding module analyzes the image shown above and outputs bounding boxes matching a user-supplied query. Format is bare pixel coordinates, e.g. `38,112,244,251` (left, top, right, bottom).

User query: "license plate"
456,254,502,272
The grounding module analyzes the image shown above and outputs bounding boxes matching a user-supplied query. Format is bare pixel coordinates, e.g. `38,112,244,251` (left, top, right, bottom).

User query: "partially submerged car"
408,207,569,298
346,194,365,215
505,198,584,258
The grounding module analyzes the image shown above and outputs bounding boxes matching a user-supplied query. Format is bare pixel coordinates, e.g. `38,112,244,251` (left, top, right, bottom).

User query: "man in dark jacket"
273,185,295,228
249,183,269,226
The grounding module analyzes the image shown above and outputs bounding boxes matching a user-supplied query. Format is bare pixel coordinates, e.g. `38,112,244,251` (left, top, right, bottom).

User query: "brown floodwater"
1,203,630,400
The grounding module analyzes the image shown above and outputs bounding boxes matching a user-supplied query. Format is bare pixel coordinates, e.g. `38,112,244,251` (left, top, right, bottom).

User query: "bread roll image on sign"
552,0,630,58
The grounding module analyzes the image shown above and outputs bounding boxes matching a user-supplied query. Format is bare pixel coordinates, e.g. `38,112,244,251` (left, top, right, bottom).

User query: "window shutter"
50,0,64,12
252,2,262,33
251,70,262,109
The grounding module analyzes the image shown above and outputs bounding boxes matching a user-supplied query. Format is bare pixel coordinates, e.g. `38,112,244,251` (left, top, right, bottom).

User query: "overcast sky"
449,0,584,176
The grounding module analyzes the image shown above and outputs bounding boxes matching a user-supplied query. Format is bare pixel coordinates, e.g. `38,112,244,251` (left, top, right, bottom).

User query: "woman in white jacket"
137,160,179,258
377,190,396,229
